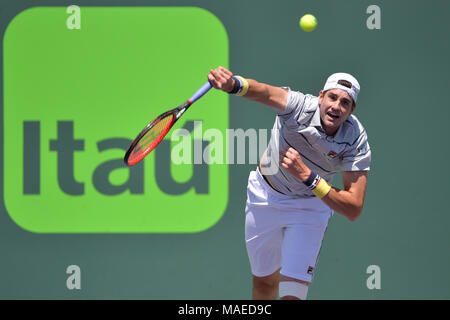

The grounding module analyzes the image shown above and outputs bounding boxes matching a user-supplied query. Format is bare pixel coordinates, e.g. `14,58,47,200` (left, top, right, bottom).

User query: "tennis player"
207,67,371,300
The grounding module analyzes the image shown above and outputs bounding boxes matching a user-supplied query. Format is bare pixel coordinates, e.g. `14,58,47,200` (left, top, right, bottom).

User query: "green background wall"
1,0,449,299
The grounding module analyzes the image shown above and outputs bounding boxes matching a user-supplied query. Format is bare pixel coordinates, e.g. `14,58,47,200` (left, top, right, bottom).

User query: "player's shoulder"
295,93,319,117
286,89,317,107
303,93,319,111
298,94,319,123
282,90,318,120
346,113,365,130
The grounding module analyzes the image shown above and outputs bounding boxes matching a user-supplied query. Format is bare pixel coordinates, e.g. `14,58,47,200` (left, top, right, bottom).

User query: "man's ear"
318,90,324,104
350,102,356,114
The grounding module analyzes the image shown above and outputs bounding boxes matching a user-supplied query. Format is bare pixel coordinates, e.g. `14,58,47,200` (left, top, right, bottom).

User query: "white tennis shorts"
245,169,333,283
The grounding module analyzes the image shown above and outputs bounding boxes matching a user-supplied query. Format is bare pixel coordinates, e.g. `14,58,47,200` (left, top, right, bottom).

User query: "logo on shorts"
307,266,314,275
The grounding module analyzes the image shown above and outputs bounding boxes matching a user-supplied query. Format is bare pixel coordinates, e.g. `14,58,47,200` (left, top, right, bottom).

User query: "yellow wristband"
311,178,332,199
235,76,249,96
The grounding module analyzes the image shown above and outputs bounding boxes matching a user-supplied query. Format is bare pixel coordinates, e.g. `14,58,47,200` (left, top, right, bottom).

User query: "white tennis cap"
323,73,360,103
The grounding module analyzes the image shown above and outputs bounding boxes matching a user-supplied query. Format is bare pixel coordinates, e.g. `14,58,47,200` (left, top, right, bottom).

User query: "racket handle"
188,81,212,104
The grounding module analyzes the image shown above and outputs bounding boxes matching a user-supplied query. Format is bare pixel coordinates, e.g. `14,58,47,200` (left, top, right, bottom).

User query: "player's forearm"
208,68,288,111
321,188,364,222
240,79,288,112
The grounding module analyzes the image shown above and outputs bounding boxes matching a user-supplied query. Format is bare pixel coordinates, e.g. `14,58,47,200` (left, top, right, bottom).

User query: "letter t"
49,121,84,195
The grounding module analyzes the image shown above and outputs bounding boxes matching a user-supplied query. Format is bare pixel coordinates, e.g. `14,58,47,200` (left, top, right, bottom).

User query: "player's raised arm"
208,66,288,112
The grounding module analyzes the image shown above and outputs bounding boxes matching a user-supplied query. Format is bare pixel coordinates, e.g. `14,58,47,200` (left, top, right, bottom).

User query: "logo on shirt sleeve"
357,142,368,154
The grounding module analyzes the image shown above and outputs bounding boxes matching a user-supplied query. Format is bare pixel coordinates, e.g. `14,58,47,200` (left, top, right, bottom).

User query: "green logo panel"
4,7,229,233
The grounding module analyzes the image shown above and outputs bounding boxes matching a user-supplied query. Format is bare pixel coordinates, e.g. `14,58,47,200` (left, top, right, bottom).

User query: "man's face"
318,89,356,136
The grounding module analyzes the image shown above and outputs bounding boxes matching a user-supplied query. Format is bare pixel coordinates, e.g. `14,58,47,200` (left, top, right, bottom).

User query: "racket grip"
188,81,212,104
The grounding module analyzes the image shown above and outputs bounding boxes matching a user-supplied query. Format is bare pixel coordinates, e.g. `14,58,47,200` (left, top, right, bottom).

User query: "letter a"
66,265,81,290
66,5,81,30
366,265,381,290
366,5,381,30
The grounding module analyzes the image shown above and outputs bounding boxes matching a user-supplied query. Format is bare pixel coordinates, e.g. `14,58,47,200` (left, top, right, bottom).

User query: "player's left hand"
280,147,312,182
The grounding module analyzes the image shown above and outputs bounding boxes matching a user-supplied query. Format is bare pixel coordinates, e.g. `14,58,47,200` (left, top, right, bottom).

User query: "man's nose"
330,102,340,110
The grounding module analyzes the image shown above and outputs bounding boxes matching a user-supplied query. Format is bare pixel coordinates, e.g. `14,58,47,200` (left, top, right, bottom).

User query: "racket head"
124,110,177,166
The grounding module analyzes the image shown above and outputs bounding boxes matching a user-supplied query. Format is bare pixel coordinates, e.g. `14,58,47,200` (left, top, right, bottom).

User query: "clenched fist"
279,147,312,182
207,66,235,93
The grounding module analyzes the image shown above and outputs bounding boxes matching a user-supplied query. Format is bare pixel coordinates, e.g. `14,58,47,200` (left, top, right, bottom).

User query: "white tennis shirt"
260,88,371,198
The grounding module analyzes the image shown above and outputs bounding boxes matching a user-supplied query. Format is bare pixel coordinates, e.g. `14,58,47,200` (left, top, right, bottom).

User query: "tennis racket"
124,81,212,166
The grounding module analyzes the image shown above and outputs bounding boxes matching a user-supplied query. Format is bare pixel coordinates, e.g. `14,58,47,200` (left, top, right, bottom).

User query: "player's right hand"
208,66,235,93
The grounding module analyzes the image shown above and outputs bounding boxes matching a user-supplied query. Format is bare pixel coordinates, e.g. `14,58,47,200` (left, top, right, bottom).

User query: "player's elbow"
347,206,363,222
348,211,361,222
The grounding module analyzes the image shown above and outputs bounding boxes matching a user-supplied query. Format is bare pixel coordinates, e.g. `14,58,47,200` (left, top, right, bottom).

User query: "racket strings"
139,116,172,146
128,114,175,163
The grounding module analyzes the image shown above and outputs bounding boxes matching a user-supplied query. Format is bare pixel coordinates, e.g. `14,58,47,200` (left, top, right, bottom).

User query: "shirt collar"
310,102,323,129
332,118,352,142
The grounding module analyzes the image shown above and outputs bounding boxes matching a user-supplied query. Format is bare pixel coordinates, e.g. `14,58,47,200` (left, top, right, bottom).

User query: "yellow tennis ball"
300,14,317,32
